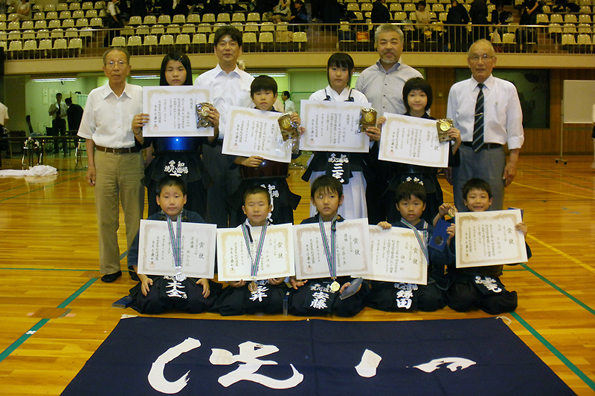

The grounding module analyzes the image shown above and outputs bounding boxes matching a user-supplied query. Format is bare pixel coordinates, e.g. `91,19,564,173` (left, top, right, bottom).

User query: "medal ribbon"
241,222,268,278
400,218,429,266
319,215,338,279
166,213,183,276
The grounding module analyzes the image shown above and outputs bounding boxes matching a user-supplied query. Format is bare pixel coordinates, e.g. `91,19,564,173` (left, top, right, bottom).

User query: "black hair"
310,175,343,199
242,185,271,206
417,1,426,8
282,90,290,98
156,175,187,196
213,25,243,47
65,98,72,105
395,180,427,203
462,178,493,199
327,52,355,86
403,77,433,113
159,51,193,86
250,75,278,97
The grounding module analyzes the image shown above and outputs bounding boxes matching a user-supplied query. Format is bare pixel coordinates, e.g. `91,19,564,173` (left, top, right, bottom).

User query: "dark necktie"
472,83,485,152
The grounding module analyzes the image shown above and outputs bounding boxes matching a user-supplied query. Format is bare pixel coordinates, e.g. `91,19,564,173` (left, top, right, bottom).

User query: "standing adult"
49,93,68,155
0,101,8,168
355,24,423,223
65,97,84,132
371,0,391,24
194,26,254,228
281,91,296,113
445,0,469,52
469,0,489,41
447,39,524,211
78,47,145,283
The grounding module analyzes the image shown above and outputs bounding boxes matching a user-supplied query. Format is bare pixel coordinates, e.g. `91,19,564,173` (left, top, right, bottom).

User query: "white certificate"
137,220,217,278
300,100,371,153
379,113,449,167
366,226,428,285
456,209,527,268
293,218,370,279
142,85,214,137
216,224,295,281
222,106,292,163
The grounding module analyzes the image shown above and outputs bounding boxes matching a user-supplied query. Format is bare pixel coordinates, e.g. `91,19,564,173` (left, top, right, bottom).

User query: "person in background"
0,100,7,167
49,93,68,155
65,98,84,133
282,91,296,113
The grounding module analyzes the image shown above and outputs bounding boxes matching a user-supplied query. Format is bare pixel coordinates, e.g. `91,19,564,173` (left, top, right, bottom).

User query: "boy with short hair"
445,178,530,314
369,180,455,312
230,75,301,226
127,176,221,314
213,185,289,316
288,175,368,317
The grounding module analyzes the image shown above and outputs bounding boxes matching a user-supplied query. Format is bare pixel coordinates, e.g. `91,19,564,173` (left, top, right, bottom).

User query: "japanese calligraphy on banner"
366,226,428,285
456,209,527,268
137,220,217,278
378,113,449,167
293,218,371,279
222,107,292,163
300,100,371,153
142,85,214,137
216,224,295,281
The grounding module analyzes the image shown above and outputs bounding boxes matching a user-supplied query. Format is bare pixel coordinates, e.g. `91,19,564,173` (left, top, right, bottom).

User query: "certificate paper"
456,210,527,268
137,220,217,278
300,100,371,153
222,106,292,163
366,226,428,285
293,218,370,279
216,224,295,281
142,85,214,137
379,113,449,167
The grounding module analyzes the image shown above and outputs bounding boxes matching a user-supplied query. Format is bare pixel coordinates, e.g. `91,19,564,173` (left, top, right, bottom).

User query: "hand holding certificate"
216,224,295,281
137,220,217,278
300,100,371,152
379,113,450,168
455,209,527,268
222,106,293,163
142,85,215,137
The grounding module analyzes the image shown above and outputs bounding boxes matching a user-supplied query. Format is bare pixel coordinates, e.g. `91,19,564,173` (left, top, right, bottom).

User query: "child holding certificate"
132,51,219,219
302,53,381,220
230,75,302,226
127,176,221,314
289,176,368,317
369,180,455,312
383,77,462,225
213,186,289,316
443,178,531,314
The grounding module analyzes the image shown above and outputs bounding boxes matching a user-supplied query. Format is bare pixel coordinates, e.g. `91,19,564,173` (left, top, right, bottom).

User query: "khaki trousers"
94,150,144,275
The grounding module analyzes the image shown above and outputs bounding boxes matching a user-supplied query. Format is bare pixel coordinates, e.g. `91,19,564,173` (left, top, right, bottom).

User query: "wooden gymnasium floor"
0,154,594,396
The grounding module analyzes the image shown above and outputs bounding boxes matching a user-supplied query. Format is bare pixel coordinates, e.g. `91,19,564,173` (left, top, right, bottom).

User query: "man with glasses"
447,39,524,211
194,26,254,228
78,47,144,283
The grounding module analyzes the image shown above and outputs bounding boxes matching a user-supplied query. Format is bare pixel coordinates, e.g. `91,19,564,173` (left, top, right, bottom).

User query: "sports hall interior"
0,0,595,394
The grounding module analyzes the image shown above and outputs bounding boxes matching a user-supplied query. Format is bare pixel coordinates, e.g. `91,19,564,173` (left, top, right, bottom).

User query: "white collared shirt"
446,74,524,149
77,83,143,148
355,59,423,117
309,85,368,103
194,64,254,139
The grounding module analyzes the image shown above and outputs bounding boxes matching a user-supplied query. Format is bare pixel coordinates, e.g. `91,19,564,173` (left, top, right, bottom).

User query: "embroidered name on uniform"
164,160,189,177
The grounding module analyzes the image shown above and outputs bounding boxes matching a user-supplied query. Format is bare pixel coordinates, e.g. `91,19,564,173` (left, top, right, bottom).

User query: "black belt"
462,142,503,151
95,145,140,153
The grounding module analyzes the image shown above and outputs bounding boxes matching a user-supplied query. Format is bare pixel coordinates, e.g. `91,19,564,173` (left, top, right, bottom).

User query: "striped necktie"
472,83,485,152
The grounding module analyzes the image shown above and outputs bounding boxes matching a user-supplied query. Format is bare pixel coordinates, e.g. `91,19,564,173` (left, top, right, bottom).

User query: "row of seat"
536,13,594,24
0,17,102,31
128,12,267,26
31,9,107,20
341,0,466,4
549,22,595,34
31,1,104,12
0,25,98,40
2,37,84,54
121,21,295,36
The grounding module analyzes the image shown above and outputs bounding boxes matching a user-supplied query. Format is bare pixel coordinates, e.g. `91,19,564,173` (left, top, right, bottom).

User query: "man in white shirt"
195,26,254,228
0,100,7,168
78,47,144,283
355,24,423,223
282,91,296,113
49,92,68,155
447,39,524,211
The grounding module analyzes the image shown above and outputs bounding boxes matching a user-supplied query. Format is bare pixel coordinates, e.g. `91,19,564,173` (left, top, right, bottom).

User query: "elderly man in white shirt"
447,39,524,211
78,47,144,283
195,26,254,228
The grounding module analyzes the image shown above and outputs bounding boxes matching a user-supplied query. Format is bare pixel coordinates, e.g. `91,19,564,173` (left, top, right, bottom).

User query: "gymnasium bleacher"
0,0,593,59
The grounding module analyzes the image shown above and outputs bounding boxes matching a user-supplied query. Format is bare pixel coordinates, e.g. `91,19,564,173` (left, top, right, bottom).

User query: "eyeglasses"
105,60,127,68
468,54,494,62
